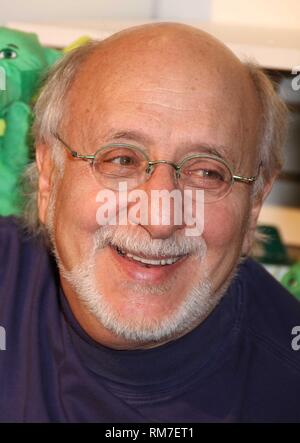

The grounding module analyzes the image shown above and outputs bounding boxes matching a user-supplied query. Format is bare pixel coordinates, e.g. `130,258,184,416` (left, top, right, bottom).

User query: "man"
0,22,300,423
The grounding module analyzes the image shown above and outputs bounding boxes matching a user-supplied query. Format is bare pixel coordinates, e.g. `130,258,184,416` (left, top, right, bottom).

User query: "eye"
96,147,146,177
180,157,232,191
0,48,18,60
192,168,225,181
183,161,226,181
105,155,137,166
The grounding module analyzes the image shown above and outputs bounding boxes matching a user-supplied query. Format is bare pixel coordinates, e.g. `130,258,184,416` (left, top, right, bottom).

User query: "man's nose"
138,163,185,239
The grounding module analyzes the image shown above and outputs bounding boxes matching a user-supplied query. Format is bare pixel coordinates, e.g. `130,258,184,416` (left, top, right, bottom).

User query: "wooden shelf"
258,205,300,247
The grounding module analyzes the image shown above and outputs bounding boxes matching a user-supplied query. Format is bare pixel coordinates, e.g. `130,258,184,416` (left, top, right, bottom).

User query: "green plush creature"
281,262,300,302
0,27,61,216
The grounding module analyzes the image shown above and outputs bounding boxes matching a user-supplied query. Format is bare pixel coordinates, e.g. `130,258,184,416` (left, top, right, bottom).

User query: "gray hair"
20,40,288,235
21,41,100,235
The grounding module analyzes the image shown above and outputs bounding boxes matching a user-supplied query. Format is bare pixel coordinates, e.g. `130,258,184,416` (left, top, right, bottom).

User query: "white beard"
46,188,226,345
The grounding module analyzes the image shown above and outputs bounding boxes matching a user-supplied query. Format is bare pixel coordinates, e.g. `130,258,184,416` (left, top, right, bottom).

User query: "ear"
241,178,275,256
36,143,54,224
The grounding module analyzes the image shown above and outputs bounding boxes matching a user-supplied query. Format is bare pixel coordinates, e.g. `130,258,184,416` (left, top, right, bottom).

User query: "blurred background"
1,0,300,291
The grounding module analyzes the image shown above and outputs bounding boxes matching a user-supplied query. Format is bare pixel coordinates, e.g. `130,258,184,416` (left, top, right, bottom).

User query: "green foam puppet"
281,262,300,302
0,27,61,216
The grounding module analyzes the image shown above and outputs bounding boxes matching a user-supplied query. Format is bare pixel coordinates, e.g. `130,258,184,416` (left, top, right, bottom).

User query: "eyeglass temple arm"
54,132,95,161
233,162,262,184
233,175,257,184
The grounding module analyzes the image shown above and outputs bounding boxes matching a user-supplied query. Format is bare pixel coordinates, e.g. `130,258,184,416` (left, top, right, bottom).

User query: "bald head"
63,22,261,162
84,22,245,72
68,22,258,110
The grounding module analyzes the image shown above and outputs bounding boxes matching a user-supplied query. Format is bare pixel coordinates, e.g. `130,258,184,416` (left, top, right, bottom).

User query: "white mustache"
93,225,207,259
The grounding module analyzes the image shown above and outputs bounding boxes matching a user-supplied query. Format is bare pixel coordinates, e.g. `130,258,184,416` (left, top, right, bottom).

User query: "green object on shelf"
281,262,300,301
0,27,61,216
255,225,290,265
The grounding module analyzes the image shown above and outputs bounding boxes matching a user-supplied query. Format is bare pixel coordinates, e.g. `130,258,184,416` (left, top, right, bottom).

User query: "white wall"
0,0,211,24
0,0,153,24
153,0,210,21
1,0,300,29
212,0,300,29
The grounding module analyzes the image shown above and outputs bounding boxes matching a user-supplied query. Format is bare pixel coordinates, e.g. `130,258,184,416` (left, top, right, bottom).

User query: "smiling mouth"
110,244,187,267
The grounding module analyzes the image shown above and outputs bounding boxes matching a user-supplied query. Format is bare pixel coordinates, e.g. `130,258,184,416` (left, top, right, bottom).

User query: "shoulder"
0,215,56,298
0,215,22,232
0,215,35,259
237,258,300,370
0,215,23,259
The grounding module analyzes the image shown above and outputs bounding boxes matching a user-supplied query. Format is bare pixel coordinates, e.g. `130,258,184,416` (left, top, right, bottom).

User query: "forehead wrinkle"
122,100,197,112
113,82,227,116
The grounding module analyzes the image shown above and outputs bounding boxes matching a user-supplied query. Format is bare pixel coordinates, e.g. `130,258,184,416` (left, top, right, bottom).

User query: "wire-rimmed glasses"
54,132,259,203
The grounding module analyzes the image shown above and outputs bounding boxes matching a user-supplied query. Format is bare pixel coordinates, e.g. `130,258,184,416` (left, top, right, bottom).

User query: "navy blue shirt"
1,216,300,423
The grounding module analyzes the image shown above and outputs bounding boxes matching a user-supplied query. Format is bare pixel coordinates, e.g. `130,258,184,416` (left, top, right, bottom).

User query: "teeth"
126,252,181,266
112,244,184,266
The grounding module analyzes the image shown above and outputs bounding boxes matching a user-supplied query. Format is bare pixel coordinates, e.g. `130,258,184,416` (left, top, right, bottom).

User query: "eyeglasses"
54,133,260,203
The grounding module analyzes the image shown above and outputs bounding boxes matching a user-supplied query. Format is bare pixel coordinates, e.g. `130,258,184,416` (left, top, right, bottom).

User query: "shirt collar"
60,265,245,389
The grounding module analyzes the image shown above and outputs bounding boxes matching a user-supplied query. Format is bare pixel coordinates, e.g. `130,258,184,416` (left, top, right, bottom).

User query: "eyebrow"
100,128,229,161
103,129,153,148
7,44,18,49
